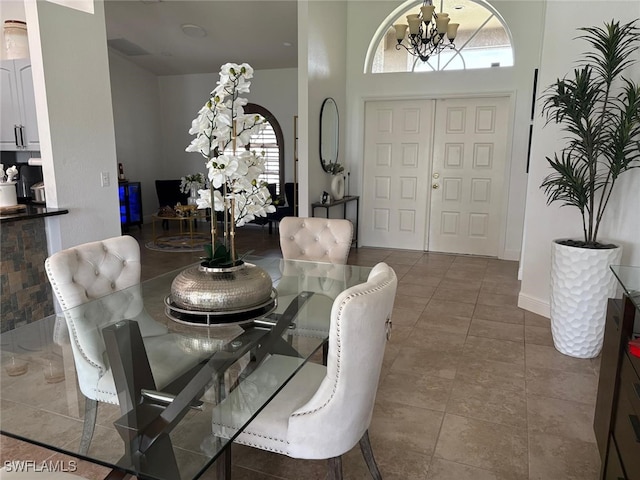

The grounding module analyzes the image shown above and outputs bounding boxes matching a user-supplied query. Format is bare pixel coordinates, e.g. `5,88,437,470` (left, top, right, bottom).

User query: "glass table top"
0,257,371,480
611,265,640,311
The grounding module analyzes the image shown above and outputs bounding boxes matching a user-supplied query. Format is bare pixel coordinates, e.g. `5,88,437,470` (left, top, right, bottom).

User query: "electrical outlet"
100,171,110,187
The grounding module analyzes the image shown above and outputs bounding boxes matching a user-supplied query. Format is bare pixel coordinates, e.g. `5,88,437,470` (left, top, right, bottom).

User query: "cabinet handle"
19,126,25,148
13,125,19,147
630,414,640,442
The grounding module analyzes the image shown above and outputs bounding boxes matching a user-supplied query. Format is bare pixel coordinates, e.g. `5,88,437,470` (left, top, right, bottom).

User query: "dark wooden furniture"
311,195,359,247
594,266,640,480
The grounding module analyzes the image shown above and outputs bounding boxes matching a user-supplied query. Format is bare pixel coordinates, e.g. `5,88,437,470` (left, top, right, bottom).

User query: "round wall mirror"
319,97,339,172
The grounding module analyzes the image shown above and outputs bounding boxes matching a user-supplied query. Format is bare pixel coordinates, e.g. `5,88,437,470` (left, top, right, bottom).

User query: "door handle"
432,173,440,179
432,183,439,189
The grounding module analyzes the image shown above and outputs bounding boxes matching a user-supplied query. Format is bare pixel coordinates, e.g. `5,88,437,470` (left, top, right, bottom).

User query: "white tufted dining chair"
279,216,353,264
212,262,397,480
45,235,207,455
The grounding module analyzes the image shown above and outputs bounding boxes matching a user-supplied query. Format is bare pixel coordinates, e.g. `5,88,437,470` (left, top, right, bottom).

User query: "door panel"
428,96,510,256
362,100,433,249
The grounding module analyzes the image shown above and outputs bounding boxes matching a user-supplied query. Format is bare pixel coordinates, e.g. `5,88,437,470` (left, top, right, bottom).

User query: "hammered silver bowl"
170,262,273,312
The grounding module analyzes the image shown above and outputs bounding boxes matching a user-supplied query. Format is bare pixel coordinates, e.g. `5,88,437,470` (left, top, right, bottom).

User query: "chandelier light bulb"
447,23,459,41
394,23,408,41
408,17,422,35
435,15,450,34
420,5,435,22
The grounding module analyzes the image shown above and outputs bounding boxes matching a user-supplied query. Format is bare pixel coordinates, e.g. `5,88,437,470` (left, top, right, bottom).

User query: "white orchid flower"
186,61,274,255
195,188,211,209
239,63,254,78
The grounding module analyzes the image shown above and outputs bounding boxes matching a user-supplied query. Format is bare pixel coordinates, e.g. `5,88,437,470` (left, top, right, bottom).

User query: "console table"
594,265,640,480
311,195,359,247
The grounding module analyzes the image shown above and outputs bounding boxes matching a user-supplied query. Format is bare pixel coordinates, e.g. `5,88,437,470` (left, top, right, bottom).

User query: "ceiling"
104,0,298,76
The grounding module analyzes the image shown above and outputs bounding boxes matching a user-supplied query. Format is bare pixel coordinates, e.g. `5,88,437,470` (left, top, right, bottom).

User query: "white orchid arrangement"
186,62,275,266
180,173,206,194
0,164,18,184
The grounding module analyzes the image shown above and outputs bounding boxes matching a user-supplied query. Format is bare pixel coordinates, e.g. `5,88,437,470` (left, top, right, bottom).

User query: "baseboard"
500,249,520,262
517,292,550,318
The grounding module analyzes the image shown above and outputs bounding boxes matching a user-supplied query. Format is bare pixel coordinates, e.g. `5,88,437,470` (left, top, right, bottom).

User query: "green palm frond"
541,152,590,211
539,19,640,246
579,20,639,83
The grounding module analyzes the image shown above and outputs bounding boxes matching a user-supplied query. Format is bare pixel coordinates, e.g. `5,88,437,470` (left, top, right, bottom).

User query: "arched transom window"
369,0,513,73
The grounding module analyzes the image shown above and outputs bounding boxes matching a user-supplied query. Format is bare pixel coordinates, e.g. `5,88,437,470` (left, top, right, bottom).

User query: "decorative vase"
0,182,18,207
170,262,273,313
330,174,345,201
188,186,199,206
549,240,622,358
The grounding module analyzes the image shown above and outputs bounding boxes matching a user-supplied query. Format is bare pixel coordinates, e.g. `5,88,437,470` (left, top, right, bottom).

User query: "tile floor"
1,223,602,479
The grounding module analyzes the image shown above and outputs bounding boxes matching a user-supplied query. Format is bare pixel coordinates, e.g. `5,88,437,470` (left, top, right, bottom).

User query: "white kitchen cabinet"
1,59,39,151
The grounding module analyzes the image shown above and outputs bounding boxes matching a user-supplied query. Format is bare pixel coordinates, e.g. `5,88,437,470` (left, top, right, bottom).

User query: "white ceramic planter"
550,240,622,358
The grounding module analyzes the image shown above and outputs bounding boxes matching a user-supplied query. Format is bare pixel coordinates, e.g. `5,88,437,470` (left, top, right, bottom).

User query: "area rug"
145,234,208,253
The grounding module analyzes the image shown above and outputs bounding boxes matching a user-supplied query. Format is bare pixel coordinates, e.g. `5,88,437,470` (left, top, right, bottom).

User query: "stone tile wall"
1,217,54,332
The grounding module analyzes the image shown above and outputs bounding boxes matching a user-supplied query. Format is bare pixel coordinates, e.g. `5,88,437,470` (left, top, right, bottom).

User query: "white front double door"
362,96,510,256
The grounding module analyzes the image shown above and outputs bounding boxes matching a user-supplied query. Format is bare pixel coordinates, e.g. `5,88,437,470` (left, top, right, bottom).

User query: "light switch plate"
100,171,110,187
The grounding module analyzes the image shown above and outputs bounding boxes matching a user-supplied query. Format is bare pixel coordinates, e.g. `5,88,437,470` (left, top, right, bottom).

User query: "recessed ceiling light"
181,23,207,38
283,42,292,47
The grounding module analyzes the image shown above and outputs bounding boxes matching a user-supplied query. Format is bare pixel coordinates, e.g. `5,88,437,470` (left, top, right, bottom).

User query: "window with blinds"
223,105,284,197
249,121,280,195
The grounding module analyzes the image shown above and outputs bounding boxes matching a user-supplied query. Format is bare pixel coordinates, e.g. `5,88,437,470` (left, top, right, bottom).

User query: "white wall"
344,0,545,259
108,51,163,222
25,0,121,251
156,68,298,209
518,1,640,317
304,1,348,215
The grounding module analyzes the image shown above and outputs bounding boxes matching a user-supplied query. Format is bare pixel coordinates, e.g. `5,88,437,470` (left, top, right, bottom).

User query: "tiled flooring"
1,223,602,479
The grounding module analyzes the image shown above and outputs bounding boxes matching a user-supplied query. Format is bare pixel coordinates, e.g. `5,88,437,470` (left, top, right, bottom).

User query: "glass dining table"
0,257,371,480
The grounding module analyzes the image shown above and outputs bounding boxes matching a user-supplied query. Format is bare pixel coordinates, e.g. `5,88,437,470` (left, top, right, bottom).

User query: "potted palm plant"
541,19,640,358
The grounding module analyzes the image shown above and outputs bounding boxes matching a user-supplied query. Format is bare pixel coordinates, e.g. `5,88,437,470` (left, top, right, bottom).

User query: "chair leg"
79,397,98,455
327,456,343,480
359,429,382,480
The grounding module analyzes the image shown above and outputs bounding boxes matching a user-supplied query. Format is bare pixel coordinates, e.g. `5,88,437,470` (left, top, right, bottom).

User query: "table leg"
217,445,232,480
102,320,156,414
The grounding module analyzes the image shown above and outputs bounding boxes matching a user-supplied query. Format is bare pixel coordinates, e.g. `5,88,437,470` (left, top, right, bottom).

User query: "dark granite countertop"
0,205,69,223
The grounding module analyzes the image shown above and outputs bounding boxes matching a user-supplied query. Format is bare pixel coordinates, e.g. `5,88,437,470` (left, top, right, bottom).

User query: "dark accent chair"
271,182,297,222
254,182,298,234
251,183,278,232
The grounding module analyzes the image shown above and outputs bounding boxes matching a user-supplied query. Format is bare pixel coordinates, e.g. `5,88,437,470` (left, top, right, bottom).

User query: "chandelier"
393,0,460,62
